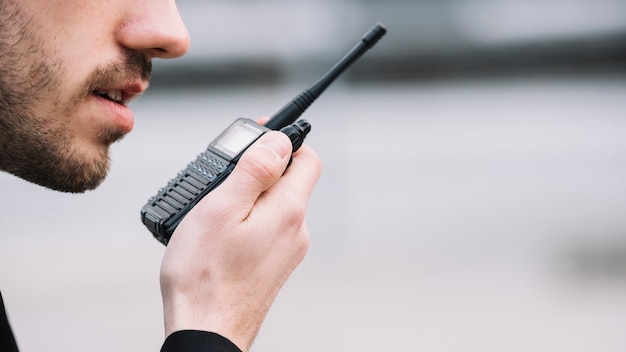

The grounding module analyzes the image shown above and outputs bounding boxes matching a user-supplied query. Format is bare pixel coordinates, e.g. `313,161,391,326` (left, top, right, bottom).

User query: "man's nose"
116,1,190,60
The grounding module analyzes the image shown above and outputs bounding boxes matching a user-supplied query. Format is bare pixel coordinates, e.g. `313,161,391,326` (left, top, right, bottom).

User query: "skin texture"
0,1,322,351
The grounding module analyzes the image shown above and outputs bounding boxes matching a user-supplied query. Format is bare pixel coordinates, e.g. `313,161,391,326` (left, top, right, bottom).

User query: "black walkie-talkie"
141,23,387,245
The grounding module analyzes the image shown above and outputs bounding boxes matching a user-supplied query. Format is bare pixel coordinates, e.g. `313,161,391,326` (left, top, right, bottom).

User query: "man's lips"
91,81,149,133
92,81,149,106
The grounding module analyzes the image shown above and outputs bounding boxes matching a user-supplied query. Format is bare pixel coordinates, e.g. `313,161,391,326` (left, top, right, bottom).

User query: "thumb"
211,131,292,218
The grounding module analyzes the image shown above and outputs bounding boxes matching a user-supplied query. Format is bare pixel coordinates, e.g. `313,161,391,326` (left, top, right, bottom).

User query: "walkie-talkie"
141,23,387,245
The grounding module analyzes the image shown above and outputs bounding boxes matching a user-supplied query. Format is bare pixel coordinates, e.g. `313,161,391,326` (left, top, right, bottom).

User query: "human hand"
159,126,321,351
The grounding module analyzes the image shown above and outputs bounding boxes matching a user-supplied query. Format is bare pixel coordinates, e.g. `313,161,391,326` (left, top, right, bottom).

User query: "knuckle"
281,194,307,227
290,203,307,226
296,230,310,256
294,145,323,176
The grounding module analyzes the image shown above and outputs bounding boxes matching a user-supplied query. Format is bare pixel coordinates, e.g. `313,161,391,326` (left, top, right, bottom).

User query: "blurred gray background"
2,0,626,351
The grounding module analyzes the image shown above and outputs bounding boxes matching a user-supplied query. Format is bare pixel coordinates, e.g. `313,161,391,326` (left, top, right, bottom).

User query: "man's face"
0,0,189,192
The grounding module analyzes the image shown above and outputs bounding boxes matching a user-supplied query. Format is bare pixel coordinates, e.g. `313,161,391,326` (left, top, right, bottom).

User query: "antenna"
264,22,387,130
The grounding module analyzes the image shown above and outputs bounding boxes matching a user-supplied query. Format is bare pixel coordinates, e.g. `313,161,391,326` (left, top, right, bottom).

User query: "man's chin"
58,160,111,193
16,148,112,193
27,166,109,193
47,175,106,193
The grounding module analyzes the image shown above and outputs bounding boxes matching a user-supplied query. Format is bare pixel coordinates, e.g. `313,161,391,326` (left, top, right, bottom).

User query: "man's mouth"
95,90,125,104
92,83,147,106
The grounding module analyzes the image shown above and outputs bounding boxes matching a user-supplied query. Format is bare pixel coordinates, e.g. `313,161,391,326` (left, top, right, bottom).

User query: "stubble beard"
0,1,151,193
